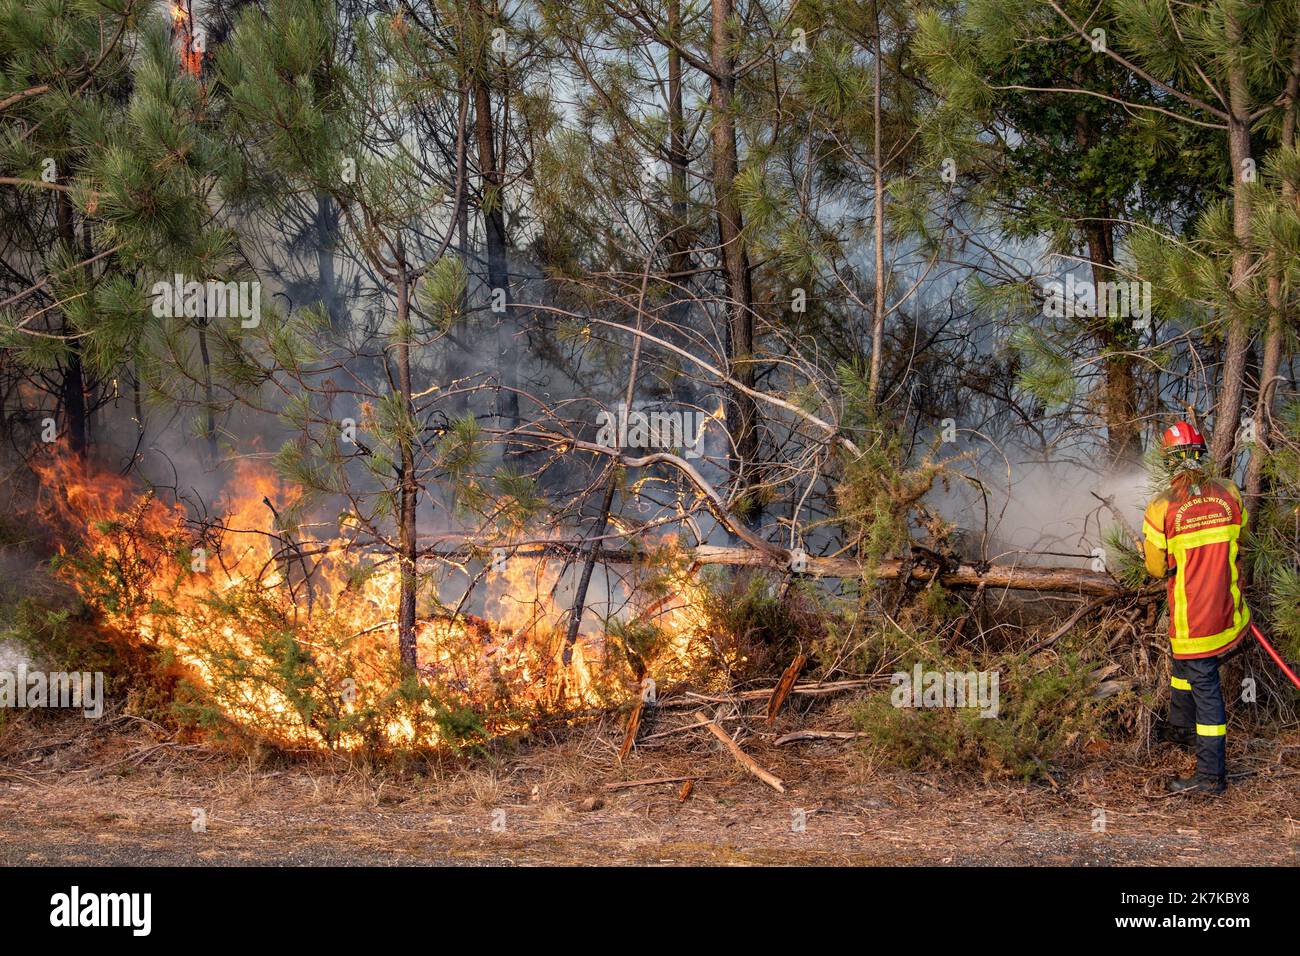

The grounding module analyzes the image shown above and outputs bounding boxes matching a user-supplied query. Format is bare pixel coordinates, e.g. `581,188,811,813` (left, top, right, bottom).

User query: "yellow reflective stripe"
1167,521,1249,656
1170,676,1192,691
1172,546,1190,648
1229,533,1248,638
1143,518,1167,550
1196,723,1226,737
1168,524,1239,552
1170,616,1248,656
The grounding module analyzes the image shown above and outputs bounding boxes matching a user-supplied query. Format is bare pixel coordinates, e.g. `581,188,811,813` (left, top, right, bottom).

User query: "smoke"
943,459,1151,568
0,639,31,674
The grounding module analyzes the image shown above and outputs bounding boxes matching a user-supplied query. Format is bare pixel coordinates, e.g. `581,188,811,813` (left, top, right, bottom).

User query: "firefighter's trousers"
1170,655,1227,780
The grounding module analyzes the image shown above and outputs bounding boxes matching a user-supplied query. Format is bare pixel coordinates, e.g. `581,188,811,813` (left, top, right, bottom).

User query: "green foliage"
418,256,467,333
492,468,544,531
1268,566,1300,661
853,650,1113,780
1103,524,1148,591
0,585,182,726
696,571,827,679
603,617,666,681
1009,325,1076,407
0,0,232,421
170,583,485,753
832,396,951,575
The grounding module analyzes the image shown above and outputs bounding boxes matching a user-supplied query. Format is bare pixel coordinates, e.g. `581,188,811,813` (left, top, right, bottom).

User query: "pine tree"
0,2,226,460
915,0,1226,469
217,0,460,669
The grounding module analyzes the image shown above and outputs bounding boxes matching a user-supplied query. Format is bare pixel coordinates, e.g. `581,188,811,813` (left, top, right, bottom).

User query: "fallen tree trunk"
418,537,1126,597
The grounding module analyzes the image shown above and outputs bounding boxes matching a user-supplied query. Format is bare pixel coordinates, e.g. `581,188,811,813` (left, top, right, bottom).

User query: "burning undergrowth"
28,450,722,753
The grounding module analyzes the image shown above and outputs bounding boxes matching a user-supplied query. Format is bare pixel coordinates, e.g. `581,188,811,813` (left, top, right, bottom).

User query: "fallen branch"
775,730,870,745
698,712,785,793
417,538,1126,596
618,695,647,761
604,775,699,791
1027,593,1126,653
658,679,876,709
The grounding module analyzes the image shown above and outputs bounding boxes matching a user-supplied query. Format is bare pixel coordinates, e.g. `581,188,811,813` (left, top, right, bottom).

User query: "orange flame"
170,2,202,77
33,450,714,748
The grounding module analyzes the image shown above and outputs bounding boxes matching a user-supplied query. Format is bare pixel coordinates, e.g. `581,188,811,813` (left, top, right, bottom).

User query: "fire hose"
1250,621,1300,691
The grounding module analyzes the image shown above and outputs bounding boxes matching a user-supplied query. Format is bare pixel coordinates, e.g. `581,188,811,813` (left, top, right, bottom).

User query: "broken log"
765,653,807,724
658,679,876,709
417,537,1125,597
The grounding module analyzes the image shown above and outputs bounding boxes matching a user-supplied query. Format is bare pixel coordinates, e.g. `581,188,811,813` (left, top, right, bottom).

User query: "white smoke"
943,459,1151,568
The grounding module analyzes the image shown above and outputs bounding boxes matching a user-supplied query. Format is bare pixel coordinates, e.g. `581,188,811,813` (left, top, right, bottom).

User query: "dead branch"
765,653,807,724
604,775,699,791
697,711,785,793
774,730,870,745
418,537,1126,596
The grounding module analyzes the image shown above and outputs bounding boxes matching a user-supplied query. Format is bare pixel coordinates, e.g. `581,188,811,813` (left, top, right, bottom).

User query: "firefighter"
1142,421,1249,795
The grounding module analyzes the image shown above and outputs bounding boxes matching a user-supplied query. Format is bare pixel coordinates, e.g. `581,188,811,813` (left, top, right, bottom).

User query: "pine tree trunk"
396,267,418,671
1210,9,1255,472
1245,35,1299,535
1083,214,1139,469
196,319,218,463
61,341,87,458
56,190,87,458
667,0,691,293
316,192,339,327
472,7,519,449
709,0,761,524
1071,89,1140,470
867,0,887,409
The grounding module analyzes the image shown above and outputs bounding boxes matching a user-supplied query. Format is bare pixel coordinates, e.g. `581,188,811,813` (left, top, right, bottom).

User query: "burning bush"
26,450,723,753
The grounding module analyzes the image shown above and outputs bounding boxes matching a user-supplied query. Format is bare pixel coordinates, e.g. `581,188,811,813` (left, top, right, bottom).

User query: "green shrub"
852,650,1116,781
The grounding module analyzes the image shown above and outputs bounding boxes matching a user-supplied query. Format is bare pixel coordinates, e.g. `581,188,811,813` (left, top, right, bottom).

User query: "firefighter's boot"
1166,773,1226,795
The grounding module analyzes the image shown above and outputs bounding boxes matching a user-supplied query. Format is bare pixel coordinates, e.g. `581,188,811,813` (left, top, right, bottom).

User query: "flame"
170,2,202,77
33,450,716,749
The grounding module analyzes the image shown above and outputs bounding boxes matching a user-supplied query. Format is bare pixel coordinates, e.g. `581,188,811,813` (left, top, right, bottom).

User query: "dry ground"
1,708,1298,866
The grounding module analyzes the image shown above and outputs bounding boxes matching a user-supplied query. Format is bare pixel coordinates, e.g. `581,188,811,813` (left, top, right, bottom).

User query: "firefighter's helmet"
1162,421,1207,463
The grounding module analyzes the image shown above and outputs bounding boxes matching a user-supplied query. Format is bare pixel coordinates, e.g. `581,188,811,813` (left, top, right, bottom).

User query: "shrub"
852,649,1117,781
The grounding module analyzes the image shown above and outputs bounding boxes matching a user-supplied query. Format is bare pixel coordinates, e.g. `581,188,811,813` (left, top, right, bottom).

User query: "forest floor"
1,709,1298,866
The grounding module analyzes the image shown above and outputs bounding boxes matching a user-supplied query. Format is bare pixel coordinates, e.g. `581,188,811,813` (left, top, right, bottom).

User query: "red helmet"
1162,421,1207,455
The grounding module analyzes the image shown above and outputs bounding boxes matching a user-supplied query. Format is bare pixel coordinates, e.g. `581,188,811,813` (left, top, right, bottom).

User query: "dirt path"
2,721,1297,866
